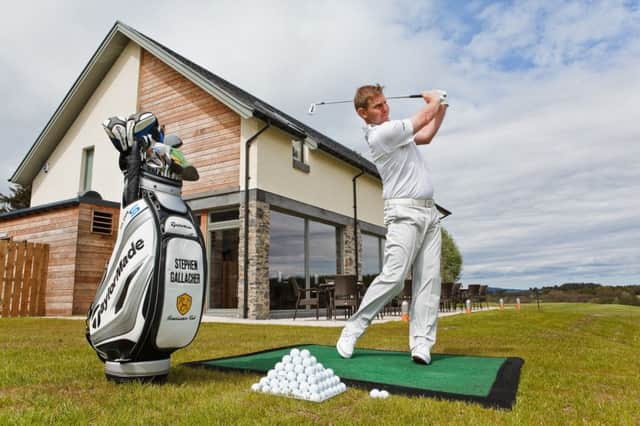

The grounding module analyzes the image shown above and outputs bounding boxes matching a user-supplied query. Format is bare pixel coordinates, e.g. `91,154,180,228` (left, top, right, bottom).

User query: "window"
268,211,338,310
362,233,385,286
308,220,338,287
292,140,303,162
80,146,94,193
292,140,310,172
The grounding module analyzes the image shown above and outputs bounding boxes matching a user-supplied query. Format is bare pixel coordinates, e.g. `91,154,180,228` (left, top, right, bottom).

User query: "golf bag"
86,112,206,382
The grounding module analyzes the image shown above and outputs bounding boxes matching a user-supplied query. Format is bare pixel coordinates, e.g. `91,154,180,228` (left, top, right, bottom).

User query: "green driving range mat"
185,344,524,409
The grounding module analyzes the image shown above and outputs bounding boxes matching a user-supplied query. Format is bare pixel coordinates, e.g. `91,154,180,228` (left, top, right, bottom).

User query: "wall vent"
91,210,113,235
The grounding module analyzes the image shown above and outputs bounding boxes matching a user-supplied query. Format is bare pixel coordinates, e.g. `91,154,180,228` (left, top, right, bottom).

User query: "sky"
1,0,639,289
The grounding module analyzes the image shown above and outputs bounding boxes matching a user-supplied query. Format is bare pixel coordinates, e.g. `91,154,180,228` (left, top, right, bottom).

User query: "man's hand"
421,90,443,106
410,91,442,135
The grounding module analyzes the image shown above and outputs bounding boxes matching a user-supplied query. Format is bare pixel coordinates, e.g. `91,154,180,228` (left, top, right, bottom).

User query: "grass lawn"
1,303,639,425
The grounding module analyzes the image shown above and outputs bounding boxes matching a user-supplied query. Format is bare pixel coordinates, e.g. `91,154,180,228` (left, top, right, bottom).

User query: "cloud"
1,0,638,288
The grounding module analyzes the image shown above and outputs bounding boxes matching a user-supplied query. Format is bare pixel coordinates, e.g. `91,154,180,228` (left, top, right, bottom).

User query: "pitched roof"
10,21,379,186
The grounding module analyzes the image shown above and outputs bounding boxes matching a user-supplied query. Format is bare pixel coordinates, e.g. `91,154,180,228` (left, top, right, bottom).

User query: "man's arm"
414,104,447,145
410,91,442,136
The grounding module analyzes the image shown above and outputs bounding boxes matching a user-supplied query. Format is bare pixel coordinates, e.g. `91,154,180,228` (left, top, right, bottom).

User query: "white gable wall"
30,42,140,206
243,118,385,227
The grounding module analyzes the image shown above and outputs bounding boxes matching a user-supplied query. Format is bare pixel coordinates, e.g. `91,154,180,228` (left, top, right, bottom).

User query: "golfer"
336,84,447,364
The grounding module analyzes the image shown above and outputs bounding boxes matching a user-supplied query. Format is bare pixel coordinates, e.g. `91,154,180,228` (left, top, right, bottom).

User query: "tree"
0,184,31,213
441,227,462,283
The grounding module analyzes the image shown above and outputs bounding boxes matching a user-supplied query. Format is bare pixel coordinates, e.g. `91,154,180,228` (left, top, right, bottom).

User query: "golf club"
308,91,448,115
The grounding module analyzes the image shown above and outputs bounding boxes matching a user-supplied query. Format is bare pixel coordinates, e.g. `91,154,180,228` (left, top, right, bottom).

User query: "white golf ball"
300,349,310,358
302,358,312,367
315,361,322,370
379,390,390,399
294,364,304,374
326,368,334,376
340,383,347,392
370,389,380,398
251,383,261,392
299,381,309,392
311,392,321,402
304,366,314,376
275,362,284,371
293,356,303,365
297,373,307,383
309,383,319,394
262,385,271,393
259,377,269,386
267,369,277,379
285,363,294,372
283,355,292,364
307,375,317,385
290,348,300,357
309,356,317,365
286,371,296,381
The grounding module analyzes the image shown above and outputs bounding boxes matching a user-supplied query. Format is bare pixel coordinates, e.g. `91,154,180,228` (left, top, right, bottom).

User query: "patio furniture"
289,277,324,320
331,274,359,319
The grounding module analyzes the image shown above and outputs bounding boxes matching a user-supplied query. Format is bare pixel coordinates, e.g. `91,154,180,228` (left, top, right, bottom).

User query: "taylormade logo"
91,239,145,328
170,221,191,230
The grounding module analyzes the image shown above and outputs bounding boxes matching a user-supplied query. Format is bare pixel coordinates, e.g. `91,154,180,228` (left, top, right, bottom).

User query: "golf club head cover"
103,116,129,153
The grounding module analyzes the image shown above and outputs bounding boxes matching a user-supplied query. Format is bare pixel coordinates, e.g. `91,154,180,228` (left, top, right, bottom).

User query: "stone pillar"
238,200,270,319
342,224,361,278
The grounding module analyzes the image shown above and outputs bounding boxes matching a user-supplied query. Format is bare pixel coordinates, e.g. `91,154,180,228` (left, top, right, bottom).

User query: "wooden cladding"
91,210,113,235
138,49,241,197
0,240,49,317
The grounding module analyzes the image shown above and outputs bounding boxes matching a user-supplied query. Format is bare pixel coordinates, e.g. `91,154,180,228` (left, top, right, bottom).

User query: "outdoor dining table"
319,280,365,320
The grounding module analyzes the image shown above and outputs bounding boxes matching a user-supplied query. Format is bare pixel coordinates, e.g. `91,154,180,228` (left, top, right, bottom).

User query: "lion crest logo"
176,293,192,316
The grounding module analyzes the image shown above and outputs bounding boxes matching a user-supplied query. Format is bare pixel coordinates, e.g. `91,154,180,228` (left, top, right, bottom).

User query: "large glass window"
309,220,338,288
269,211,338,310
269,211,305,309
362,233,385,287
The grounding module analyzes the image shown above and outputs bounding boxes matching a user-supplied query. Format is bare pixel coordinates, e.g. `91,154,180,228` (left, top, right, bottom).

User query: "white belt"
384,198,434,208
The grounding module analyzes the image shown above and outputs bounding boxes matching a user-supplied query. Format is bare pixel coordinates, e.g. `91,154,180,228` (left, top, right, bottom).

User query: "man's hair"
354,84,385,111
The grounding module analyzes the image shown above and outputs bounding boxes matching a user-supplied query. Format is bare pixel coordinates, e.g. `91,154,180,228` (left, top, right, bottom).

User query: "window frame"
79,146,95,194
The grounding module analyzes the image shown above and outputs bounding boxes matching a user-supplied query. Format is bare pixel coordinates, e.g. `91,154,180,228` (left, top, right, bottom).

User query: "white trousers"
345,200,442,351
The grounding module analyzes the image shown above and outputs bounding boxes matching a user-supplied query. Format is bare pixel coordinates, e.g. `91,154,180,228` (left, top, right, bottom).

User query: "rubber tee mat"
184,344,524,409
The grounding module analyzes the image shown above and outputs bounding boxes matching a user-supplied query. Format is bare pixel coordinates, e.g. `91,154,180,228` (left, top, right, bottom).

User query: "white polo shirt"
364,119,434,200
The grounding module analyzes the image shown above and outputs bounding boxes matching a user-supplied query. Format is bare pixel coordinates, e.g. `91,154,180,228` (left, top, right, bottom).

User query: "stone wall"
238,200,270,319
341,224,362,280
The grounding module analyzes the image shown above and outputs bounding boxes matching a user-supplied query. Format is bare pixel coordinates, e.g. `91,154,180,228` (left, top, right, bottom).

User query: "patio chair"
332,274,359,319
289,277,323,320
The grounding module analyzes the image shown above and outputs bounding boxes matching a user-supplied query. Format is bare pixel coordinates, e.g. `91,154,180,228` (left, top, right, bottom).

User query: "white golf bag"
86,112,206,382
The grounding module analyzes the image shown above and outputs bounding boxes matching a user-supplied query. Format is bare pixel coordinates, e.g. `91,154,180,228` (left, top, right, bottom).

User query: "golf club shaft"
318,94,421,106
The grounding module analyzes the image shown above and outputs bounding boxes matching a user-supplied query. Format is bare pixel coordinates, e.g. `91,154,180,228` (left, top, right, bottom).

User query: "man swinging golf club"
336,84,448,365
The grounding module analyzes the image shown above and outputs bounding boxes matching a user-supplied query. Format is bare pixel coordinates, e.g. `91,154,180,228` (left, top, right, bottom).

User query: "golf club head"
308,103,317,115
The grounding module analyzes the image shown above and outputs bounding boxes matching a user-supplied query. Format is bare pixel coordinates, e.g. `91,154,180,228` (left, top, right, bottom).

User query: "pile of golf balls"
250,347,347,402
369,388,390,399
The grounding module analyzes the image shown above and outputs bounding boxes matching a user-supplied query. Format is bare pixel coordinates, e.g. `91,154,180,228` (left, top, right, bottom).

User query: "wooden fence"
0,240,49,317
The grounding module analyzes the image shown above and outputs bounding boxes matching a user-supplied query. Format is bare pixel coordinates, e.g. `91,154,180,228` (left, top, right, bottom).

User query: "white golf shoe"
336,328,360,359
411,339,431,365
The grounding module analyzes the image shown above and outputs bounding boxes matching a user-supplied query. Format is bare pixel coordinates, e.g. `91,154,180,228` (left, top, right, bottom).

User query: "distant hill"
482,282,640,307
487,287,521,294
